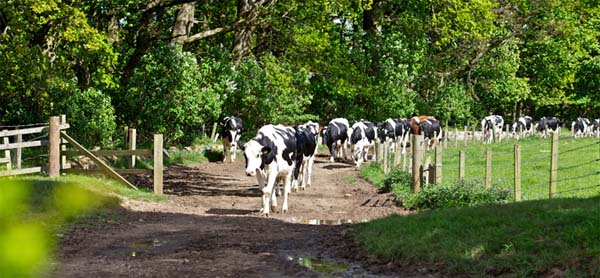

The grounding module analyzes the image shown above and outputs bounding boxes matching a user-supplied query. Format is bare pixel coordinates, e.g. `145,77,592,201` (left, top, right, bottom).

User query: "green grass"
360,162,387,188
353,196,600,277
14,175,166,202
165,149,209,165
432,135,600,200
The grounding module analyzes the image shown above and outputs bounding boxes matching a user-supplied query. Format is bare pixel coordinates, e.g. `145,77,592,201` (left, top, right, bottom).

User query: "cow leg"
222,138,230,162
306,156,314,188
328,143,335,162
262,174,277,216
282,173,292,213
256,174,266,213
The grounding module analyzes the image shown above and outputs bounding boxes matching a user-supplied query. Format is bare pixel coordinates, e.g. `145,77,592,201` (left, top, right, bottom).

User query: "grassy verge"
353,196,600,276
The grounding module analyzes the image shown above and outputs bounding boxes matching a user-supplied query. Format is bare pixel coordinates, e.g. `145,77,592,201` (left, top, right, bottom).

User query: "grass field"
427,134,600,200
352,196,600,276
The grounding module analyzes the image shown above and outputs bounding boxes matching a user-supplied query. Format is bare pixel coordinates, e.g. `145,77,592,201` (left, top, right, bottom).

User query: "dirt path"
56,154,436,277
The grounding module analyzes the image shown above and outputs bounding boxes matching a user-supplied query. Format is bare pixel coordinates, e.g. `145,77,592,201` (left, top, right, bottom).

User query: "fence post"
3,130,11,172
459,150,465,179
549,132,558,198
444,121,449,149
514,144,521,201
394,141,401,167
412,134,424,193
435,146,442,184
153,134,164,194
210,122,218,141
383,140,389,174
424,156,431,185
454,126,458,147
376,140,383,165
485,148,492,189
48,116,60,177
14,134,22,169
464,126,468,146
60,115,68,169
128,128,137,168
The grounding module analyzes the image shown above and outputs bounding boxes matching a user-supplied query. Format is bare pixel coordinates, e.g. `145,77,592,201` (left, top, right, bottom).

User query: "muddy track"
56,153,438,277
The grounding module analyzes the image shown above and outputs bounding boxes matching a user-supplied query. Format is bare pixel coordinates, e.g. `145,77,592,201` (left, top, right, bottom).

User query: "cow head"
241,138,276,176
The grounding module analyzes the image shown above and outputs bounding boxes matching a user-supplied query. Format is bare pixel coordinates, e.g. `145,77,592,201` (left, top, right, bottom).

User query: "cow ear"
261,146,271,155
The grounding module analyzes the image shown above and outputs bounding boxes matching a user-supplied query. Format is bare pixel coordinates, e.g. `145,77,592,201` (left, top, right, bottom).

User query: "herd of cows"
218,115,600,215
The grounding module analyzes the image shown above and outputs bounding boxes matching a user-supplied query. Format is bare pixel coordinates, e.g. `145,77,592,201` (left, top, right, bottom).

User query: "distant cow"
347,120,375,169
536,117,561,139
383,118,411,154
221,116,243,162
481,115,504,144
240,124,297,216
409,116,437,135
419,119,442,148
571,117,591,138
292,121,319,191
592,119,600,137
323,118,350,162
512,116,533,140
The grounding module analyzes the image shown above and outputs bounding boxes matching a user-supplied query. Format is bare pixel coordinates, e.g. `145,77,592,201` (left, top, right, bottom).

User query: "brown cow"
409,116,437,135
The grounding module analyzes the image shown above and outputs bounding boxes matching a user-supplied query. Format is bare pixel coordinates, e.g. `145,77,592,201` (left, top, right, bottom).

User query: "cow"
592,119,600,137
571,117,591,138
535,116,561,139
292,121,319,192
240,124,297,216
511,116,533,140
322,118,350,162
481,115,504,144
383,118,411,154
221,116,243,162
419,118,442,149
409,116,437,135
347,120,376,169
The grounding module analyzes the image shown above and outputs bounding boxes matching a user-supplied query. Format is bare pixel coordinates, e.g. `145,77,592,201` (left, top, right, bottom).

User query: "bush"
403,179,512,210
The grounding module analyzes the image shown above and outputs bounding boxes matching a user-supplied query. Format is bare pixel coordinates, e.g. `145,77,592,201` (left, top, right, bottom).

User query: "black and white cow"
292,121,319,192
481,115,504,144
383,118,411,154
240,124,297,216
347,120,375,169
221,116,243,162
512,116,533,140
571,117,591,138
536,116,561,139
419,119,442,149
592,119,600,137
322,118,350,162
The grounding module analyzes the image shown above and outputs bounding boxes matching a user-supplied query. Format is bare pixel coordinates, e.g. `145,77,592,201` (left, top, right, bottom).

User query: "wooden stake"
154,134,164,194
549,132,558,198
514,144,521,201
48,116,60,177
485,148,492,189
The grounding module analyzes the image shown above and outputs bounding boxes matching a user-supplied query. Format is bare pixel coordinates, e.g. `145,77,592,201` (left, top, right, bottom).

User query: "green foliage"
165,150,208,165
120,44,222,143
403,179,512,210
353,196,600,276
59,87,116,148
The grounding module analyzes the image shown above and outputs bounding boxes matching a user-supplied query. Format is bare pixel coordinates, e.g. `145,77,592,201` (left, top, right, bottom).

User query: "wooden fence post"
412,134,424,193
459,150,465,179
464,126,468,146
394,142,401,167
383,140,389,174
443,121,449,149
424,156,431,185
376,140,383,165
60,115,68,169
48,116,60,177
549,132,558,198
454,126,458,147
435,146,442,184
210,123,218,141
514,144,521,201
485,148,492,189
3,130,11,171
128,128,137,168
153,134,164,194
14,134,22,169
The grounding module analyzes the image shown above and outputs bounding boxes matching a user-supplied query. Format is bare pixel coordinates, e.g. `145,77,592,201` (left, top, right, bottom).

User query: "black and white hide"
592,119,600,137
419,119,442,149
481,115,504,144
292,121,319,192
571,117,591,138
512,116,533,140
221,116,243,162
383,118,411,154
347,121,375,169
240,124,297,216
536,117,561,139
323,118,350,162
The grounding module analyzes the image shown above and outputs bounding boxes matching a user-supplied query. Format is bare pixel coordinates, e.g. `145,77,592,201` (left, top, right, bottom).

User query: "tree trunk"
171,3,196,45
232,0,260,63
362,0,382,36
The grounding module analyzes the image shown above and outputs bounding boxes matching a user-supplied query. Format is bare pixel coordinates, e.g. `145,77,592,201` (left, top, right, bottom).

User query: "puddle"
128,239,164,257
289,256,350,274
307,219,367,225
